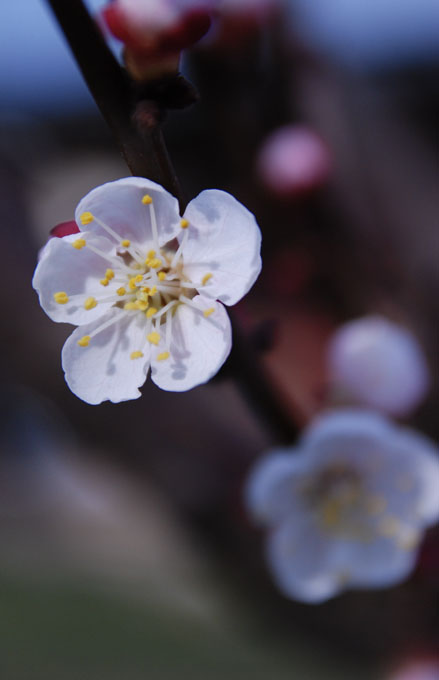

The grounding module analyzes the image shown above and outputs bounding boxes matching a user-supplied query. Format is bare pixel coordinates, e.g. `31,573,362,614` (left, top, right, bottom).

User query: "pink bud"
256,125,332,197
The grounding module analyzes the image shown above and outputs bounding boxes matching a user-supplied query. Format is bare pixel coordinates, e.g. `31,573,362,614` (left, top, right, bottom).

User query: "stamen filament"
170,229,188,268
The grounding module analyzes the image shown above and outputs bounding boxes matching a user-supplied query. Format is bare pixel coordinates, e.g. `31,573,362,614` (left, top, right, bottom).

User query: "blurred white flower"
245,410,439,603
33,177,261,403
327,316,430,416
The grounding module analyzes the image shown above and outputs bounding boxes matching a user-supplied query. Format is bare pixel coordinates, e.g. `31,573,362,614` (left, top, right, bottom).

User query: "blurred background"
0,0,438,678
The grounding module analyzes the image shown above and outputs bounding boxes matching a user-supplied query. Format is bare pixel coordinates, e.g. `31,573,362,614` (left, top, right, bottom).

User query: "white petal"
62,309,150,404
32,233,117,325
244,451,308,527
75,177,181,249
392,427,439,525
267,517,342,603
150,295,232,392
181,190,262,305
337,533,419,588
327,316,430,416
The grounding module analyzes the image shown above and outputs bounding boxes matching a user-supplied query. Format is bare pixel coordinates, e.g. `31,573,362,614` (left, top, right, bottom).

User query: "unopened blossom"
256,125,332,197
33,177,261,404
102,0,213,77
327,316,430,417
245,410,439,603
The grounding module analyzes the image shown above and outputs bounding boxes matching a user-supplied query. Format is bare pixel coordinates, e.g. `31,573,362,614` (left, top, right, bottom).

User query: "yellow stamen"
147,331,160,345
201,273,212,285
105,269,115,280
147,249,156,259
53,291,69,304
130,350,144,360
158,272,167,281
77,335,90,347
147,258,162,269
203,307,215,318
128,277,138,291
146,307,157,318
180,218,189,229
134,274,143,284
135,300,149,311
84,297,97,310
100,278,109,287
142,194,153,205
149,285,157,295
72,238,86,250
124,302,138,311
79,212,93,225
157,351,170,361
121,239,131,248
366,496,387,516
116,287,126,296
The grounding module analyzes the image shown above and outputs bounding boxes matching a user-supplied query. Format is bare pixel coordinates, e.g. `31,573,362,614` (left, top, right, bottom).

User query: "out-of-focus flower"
256,125,332,197
33,177,261,403
388,659,439,680
245,410,439,603
327,316,430,417
102,0,213,78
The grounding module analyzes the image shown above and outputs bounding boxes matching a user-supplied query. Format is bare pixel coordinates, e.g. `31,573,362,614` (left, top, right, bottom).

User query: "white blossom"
33,177,261,403
245,410,439,603
327,316,430,416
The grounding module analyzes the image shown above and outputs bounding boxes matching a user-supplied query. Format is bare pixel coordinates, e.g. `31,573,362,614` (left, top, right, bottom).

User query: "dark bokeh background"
0,1,437,678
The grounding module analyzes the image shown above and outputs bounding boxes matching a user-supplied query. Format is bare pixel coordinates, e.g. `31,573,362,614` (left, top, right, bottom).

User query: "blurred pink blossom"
256,125,332,197
388,660,439,680
327,316,430,417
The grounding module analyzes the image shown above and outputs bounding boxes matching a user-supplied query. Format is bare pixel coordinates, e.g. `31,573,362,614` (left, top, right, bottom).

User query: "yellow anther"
147,258,162,269
116,287,126,296
135,300,149,311
147,249,156,259
379,515,400,537
72,238,86,250
134,274,143,284
80,212,94,225
366,496,387,516
128,277,138,290
149,285,157,295
105,269,115,280
124,302,138,310
146,307,157,318
157,351,170,361
54,291,69,304
77,335,90,347
130,350,144,360
158,271,167,281
100,278,109,287
147,331,161,345
141,286,150,294
180,218,189,229
142,194,153,205
121,239,131,248
203,307,215,318
201,273,212,286
84,296,97,310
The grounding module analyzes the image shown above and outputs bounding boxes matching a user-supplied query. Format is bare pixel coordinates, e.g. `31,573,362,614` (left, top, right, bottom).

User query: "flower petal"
32,233,117,325
62,309,150,404
75,177,181,249
244,451,308,527
150,295,232,392
181,189,262,305
267,517,342,603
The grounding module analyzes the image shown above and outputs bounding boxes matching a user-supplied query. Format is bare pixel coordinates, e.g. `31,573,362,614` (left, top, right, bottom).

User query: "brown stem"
46,0,182,203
